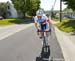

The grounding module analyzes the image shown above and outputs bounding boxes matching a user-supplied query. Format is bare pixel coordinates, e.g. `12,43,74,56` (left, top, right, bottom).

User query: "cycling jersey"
34,14,49,31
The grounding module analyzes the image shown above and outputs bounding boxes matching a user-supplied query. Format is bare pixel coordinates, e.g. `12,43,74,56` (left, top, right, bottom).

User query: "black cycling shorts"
40,24,46,30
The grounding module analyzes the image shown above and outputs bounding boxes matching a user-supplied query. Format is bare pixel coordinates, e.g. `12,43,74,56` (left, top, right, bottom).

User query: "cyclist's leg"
40,32,44,38
45,23,49,46
39,24,44,38
45,23,49,37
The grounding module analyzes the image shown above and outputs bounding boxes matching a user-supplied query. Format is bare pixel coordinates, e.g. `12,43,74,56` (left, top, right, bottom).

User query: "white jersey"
34,14,48,23
34,14,49,31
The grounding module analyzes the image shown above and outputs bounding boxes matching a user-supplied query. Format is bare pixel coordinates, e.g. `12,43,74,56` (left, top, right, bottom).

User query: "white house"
6,1,18,18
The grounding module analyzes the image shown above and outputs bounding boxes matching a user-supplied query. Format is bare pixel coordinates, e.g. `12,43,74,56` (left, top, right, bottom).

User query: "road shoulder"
55,26,75,61
0,23,33,40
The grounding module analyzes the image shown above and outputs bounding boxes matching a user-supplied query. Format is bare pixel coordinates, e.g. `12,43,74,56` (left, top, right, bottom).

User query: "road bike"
38,29,51,47
36,30,52,61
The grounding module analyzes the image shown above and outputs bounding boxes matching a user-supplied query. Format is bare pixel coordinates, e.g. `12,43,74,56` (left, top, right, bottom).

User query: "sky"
0,0,67,11
40,0,67,11
0,0,11,2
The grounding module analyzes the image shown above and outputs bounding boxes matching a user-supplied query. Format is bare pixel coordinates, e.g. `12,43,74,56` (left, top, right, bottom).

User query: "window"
8,6,10,9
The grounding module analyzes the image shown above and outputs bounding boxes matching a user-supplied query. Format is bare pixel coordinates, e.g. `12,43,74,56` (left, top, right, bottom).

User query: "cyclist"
34,9,51,38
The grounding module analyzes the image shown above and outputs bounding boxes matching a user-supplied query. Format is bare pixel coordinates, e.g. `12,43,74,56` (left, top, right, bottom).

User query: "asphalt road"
0,25,64,61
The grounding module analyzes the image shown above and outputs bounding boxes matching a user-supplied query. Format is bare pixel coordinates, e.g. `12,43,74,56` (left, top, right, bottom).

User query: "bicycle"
38,29,51,47
36,30,51,61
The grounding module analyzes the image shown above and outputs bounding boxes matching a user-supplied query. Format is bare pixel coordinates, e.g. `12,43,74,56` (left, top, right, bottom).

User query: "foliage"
64,7,69,11
11,0,40,17
0,18,22,26
62,0,75,11
28,0,40,16
56,19,75,33
0,3,7,18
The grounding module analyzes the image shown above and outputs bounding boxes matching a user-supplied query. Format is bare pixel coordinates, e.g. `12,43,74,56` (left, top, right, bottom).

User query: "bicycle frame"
36,30,51,61
38,30,50,47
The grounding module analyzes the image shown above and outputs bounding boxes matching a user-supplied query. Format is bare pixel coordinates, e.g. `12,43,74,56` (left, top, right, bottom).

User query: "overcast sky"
40,0,67,11
0,0,67,11
0,0,11,2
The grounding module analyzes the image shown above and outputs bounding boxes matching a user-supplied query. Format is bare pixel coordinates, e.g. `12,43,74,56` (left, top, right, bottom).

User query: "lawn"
0,18,22,26
56,19,75,33
52,18,59,22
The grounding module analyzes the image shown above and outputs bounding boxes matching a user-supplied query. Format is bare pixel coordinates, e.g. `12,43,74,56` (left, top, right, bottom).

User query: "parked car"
0,16,3,20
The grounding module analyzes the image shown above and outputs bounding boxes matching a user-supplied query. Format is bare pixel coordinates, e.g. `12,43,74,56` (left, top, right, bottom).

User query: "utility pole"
51,6,53,19
60,0,62,22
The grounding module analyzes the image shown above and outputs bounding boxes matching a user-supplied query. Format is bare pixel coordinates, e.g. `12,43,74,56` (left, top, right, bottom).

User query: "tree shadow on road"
9,18,34,24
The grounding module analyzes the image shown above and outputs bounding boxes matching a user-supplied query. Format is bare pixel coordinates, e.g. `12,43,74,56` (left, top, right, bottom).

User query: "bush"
56,19,75,33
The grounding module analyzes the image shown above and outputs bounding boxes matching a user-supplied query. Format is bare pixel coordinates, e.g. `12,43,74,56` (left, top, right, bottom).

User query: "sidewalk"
0,23,33,40
51,20,75,43
67,32,75,45
51,20,75,61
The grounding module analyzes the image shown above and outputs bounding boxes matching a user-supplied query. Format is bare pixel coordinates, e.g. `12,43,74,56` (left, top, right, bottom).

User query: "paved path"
0,24,33,40
51,20,75,61
0,25,64,61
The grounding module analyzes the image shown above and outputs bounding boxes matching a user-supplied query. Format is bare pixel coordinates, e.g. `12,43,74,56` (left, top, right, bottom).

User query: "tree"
11,0,40,18
64,7,69,11
0,3,7,18
28,0,40,16
11,0,27,18
62,0,75,11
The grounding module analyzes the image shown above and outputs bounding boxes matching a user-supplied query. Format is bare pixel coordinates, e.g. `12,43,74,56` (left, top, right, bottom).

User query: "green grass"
52,18,59,21
56,19,75,33
25,16,33,19
0,18,22,26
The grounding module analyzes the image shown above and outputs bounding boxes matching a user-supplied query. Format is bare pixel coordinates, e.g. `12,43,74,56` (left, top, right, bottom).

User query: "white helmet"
36,9,44,16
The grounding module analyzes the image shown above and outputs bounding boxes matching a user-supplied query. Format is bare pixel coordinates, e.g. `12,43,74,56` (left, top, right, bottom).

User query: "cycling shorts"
38,22,49,31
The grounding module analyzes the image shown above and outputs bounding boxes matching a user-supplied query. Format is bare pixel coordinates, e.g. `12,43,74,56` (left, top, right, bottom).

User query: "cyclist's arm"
44,15,52,29
34,16,38,30
48,19,52,29
35,23,38,30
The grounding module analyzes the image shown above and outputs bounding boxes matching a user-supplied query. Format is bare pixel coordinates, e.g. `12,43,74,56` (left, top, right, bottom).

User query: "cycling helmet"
36,9,44,16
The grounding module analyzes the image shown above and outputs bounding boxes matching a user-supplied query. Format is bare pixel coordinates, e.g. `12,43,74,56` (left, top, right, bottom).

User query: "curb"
54,26,75,61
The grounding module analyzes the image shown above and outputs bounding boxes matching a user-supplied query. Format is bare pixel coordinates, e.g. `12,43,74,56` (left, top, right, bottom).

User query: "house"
6,1,18,18
0,1,18,18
